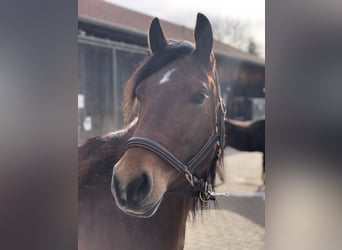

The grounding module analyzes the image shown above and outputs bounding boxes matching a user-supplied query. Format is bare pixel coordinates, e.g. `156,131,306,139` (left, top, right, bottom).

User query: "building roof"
78,0,264,66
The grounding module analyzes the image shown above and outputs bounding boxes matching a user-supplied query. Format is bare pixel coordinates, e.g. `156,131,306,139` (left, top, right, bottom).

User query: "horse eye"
191,91,207,104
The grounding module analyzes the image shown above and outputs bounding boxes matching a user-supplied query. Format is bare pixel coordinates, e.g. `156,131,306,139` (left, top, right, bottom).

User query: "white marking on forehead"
159,68,176,84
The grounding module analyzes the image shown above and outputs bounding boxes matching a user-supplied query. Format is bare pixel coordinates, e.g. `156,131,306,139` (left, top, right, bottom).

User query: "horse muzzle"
111,164,165,218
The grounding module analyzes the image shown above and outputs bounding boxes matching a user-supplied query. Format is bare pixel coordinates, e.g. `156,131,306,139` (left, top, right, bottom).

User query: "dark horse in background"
225,118,265,181
79,14,225,250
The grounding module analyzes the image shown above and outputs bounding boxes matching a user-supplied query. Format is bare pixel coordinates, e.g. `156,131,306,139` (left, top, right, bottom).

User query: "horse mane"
122,39,222,215
123,41,195,123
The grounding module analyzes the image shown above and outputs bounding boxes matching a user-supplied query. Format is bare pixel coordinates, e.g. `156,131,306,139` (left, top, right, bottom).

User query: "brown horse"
225,118,265,180
79,14,225,250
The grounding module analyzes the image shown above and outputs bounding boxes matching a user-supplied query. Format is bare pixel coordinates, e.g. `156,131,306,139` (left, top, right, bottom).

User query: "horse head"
112,13,223,218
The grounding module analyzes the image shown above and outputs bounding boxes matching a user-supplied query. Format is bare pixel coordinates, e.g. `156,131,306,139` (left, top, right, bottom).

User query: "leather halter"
125,71,226,201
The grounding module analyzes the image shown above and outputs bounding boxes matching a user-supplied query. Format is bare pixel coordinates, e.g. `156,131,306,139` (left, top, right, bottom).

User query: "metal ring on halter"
217,146,222,158
185,171,194,187
199,192,209,202
198,181,210,202
219,98,226,114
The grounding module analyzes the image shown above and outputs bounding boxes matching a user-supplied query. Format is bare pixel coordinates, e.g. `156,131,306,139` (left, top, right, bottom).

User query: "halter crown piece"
125,71,226,201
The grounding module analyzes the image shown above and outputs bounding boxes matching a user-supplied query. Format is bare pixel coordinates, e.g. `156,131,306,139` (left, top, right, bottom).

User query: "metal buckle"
219,98,226,114
217,146,222,158
185,171,194,187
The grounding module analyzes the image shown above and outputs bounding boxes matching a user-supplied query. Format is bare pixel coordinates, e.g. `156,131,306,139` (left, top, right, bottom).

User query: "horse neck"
148,194,193,249
79,187,193,250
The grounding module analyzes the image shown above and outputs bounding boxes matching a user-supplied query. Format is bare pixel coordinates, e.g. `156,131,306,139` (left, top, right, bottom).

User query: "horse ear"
194,13,213,63
148,18,167,53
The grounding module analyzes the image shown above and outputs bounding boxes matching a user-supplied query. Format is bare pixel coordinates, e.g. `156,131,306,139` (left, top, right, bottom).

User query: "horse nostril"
126,172,151,208
112,174,127,205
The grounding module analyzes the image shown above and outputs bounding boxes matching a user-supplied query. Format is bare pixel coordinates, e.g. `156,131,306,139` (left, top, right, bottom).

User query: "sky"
106,0,265,58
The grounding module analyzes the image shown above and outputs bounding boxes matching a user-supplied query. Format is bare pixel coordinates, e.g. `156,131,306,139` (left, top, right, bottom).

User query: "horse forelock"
123,41,195,123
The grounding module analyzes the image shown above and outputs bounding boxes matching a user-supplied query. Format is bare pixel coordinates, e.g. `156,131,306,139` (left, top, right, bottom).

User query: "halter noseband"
125,71,226,201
